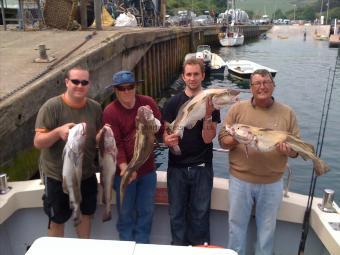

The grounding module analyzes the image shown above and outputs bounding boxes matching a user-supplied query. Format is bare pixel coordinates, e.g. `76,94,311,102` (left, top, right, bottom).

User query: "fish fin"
313,159,331,176
98,127,107,158
244,144,249,158
258,128,273,131
73,173,82,204
186,121,198,129
62,176,68,194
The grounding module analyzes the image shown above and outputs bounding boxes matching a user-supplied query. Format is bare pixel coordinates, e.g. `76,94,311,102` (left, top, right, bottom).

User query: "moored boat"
0,171,339,255
219,31,244,47
226,59,277,80
184,45,226,76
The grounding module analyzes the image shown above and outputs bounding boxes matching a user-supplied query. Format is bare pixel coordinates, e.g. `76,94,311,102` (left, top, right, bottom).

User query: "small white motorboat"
184,45,226,76
218,31,244,47
226,59,277,80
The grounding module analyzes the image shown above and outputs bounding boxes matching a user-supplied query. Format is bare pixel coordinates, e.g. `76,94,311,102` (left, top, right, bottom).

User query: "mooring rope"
298,48,339,255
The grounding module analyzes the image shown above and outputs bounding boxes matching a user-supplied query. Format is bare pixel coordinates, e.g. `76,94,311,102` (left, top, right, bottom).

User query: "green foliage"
328,6,340,19
0,148,40,181
273,9,286,19
166,0,340,19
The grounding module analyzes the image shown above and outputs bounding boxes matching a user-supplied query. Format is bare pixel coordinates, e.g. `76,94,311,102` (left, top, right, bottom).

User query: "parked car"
192,15,214,26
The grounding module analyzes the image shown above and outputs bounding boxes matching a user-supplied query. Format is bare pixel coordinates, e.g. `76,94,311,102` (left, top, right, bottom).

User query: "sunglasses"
70,79,89,86
116,84,135,91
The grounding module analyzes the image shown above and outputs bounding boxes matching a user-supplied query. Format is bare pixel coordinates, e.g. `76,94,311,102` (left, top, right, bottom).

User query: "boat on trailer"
226,59,277,80
0,171,339,255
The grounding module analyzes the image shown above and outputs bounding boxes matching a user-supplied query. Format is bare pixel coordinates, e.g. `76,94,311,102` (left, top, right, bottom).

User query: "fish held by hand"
120,106,160,207
225,123,330,176
62,122,87,226
169,88,240,155
98,125,117,222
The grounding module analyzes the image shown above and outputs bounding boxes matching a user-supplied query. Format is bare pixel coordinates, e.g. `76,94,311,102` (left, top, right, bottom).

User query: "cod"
169,88,240,155
120,106,161,206
62,122,86,226
98,125,117,222
225,124,330,176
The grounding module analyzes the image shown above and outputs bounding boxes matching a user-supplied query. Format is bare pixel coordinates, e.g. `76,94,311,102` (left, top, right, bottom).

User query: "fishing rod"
298,50,339,254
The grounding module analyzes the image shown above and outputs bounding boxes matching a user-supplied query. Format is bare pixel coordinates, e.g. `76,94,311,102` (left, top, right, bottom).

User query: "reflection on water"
156,35,340,204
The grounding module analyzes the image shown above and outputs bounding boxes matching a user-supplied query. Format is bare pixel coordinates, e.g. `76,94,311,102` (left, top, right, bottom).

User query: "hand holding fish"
58,122,76,141
276,142,298,158
205,96,215,118
120,163,137,184
164,132,179,147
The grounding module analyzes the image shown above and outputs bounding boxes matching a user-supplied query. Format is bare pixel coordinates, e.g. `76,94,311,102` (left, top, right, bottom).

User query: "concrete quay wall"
0,25,271,176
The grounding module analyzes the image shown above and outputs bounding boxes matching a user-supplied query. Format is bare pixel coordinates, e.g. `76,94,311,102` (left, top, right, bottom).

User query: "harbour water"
156,30,340,204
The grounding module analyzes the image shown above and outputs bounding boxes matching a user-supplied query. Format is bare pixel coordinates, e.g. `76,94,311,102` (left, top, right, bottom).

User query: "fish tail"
119,173,128,208
170,145,182,155
313,159,330,176
102,213,112,222
102,205,112,222
73,208,81,226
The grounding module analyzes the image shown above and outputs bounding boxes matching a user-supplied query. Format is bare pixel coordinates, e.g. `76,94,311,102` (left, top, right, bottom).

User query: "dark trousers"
167,164,213,246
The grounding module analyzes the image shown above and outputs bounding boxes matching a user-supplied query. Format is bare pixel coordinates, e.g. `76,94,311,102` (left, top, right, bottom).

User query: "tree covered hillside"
166,0,340,21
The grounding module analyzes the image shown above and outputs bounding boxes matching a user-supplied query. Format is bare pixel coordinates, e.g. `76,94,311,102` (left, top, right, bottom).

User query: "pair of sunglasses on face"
116,84,136,91
70,79,89,86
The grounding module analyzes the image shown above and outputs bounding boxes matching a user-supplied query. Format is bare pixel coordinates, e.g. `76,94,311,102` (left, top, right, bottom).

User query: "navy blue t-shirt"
163,91,220,167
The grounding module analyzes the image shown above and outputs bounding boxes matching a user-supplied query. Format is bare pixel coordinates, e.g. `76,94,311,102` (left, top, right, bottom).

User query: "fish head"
104,126,116,149
212,89,240,109
226,124,254,144
68,123,87,152
137,106,155,125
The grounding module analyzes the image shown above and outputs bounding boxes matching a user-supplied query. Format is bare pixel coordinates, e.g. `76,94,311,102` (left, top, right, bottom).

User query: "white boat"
226,59,277,80
218,31,244,47
184,45,226,76
1,171,339,255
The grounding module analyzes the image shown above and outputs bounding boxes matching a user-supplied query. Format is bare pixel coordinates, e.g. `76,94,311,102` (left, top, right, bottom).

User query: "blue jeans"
228,175,283,255
167,164,213,246
113,171,156,243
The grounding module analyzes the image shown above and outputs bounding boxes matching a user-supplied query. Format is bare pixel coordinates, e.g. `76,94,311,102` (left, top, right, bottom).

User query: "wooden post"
94,0,102,30
79,0,88,29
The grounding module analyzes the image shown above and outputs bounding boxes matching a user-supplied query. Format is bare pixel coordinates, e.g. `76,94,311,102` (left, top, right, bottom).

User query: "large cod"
225,123,330,176
98,125,117,222
169,88,240,155
120,106,161,206
62,123,86,226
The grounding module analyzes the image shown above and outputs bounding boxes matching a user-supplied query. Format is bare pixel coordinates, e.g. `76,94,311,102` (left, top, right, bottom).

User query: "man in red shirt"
103,70,162,243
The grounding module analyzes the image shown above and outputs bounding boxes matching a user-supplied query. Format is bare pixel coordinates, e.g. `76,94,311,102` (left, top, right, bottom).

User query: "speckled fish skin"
62,123,86,226
226,123,330,176
99,125,117,222
120,106,160,207
169,88,240,155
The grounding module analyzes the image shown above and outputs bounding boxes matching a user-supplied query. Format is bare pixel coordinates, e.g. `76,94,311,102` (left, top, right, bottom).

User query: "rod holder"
318,189,336,213
0,172,9,194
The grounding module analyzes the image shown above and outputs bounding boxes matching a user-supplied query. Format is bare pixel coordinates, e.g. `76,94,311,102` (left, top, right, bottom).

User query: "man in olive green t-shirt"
34,66,102,238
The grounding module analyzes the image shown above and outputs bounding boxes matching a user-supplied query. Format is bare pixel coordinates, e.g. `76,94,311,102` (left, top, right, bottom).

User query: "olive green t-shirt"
35,95,102,181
